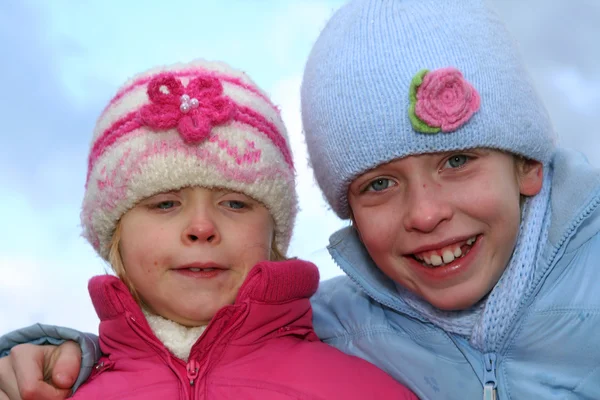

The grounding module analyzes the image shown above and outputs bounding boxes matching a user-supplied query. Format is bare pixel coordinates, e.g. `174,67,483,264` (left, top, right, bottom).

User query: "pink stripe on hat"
87,88,293,185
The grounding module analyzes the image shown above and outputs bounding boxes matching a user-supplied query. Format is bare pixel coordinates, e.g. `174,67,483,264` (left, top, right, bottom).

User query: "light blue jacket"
2,149,599,399
312,148,600,399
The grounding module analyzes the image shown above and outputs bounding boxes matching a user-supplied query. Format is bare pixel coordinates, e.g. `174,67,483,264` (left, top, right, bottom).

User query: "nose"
181,207,220,245
402,181,453,233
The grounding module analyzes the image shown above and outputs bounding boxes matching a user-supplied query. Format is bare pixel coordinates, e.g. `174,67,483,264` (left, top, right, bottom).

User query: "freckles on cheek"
147,260,158,274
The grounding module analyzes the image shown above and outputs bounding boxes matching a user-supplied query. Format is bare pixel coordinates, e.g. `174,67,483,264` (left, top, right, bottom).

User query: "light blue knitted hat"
301,0,556,219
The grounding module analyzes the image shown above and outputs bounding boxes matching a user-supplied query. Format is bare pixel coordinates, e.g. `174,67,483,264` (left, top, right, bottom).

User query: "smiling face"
348,149,543,310
115,186,275,327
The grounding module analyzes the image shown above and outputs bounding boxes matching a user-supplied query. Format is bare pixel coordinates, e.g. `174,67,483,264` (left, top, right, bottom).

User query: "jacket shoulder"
311,276,394,341
263,339,418,399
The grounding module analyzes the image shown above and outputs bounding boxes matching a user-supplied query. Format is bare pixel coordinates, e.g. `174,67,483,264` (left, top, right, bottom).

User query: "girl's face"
348,149,543,311
118,187,274,327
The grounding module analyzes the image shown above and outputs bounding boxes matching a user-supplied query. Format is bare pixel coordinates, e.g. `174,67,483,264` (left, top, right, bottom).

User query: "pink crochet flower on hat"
140,73,234,144
409,67,480,134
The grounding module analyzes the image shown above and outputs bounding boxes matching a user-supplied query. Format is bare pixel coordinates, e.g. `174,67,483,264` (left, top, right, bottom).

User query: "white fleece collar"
142,309,206,361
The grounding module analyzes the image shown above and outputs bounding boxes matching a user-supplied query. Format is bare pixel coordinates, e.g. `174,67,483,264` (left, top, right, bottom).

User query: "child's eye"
365,178,395,192
154,201,177,210
222,200,247,210
444,154,470,169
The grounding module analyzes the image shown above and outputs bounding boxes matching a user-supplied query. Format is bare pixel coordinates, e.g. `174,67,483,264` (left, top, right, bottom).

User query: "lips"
187,267,217,272
172,262,228,280
412,236,478,267
173,262,226,272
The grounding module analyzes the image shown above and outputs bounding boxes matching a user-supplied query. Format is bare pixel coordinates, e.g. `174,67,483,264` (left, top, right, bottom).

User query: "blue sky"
1,0,599,334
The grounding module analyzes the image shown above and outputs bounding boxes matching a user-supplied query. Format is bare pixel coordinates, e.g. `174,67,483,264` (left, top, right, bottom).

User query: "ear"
518,159,543,196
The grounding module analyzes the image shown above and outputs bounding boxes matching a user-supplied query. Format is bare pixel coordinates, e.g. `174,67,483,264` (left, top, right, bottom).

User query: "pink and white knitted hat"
82,60,297,259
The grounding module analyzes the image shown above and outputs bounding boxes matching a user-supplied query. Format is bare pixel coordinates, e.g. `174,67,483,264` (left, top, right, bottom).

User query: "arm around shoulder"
0,324,101,391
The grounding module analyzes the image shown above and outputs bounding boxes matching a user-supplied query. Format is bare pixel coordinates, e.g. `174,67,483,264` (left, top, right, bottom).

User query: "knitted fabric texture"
395,168,552,351
301,0,556,219
409,68,481,133
82,60,297,259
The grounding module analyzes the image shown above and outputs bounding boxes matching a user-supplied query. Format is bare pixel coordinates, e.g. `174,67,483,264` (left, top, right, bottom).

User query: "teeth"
414,236,477,267
442,249,455,264
189,268,201,272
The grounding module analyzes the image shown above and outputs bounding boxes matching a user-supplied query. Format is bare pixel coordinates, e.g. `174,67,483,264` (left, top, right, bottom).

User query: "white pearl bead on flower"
179,94,200,113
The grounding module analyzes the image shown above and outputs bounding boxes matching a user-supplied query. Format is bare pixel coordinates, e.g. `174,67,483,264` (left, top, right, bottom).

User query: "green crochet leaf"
408,69,440,134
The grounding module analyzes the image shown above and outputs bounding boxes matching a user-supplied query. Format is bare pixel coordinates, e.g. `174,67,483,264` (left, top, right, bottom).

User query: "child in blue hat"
302,0,599,398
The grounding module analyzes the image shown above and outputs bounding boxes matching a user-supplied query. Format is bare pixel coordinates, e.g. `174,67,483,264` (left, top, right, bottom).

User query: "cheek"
121,229,168,276
233,220,273,261
355,209,398,255
459,177,520,224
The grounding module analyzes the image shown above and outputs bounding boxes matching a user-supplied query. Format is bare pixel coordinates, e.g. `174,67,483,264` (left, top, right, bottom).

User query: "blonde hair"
107,220,286,304
107,222,142,303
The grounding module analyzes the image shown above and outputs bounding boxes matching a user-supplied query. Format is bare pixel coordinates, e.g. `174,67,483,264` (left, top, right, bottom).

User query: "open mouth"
411,235,478,268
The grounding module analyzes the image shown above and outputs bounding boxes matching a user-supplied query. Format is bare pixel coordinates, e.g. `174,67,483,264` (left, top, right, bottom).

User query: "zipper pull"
187,359,200,386
482,353,497,400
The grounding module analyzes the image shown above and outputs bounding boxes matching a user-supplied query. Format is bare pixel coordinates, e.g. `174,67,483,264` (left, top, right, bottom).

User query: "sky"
1,0,599,335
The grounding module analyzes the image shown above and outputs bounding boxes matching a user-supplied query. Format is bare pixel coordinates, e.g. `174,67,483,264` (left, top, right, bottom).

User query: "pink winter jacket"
73,259,417,400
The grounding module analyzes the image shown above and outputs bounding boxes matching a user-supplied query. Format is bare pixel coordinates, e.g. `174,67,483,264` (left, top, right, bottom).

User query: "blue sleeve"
0,324,101,392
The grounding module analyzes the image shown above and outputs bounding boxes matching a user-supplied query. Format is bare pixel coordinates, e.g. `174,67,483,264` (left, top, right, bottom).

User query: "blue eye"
224,200,246,210
445,155,470,169
155,201,176,210
367,178,393,192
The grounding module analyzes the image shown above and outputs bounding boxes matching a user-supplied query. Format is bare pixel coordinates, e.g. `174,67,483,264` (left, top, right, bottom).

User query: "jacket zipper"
187,359,200,386
481,195,600,400
187,359,200,399
127,314,194,399
483,353,497,400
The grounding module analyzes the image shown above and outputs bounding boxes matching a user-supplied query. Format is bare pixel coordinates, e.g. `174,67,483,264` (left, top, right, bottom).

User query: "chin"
165,306,216,327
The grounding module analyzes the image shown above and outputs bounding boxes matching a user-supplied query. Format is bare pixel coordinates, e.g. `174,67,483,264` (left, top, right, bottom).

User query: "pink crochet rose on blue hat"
409,67,480,134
